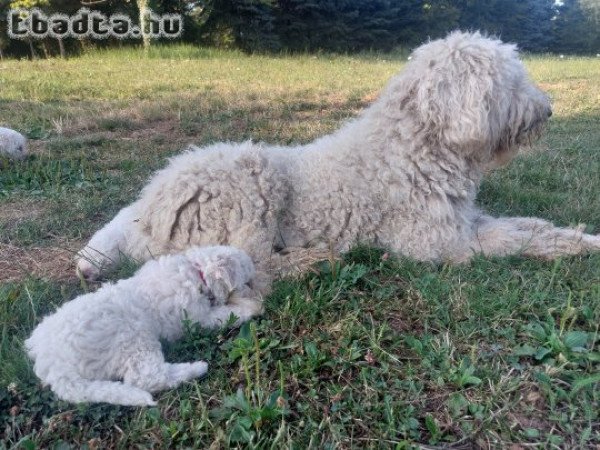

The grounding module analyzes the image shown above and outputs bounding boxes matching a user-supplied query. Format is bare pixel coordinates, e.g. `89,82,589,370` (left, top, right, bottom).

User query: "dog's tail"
50,377,156,407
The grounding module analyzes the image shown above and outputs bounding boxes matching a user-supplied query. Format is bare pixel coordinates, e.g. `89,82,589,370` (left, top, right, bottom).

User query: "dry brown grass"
0,241,80,282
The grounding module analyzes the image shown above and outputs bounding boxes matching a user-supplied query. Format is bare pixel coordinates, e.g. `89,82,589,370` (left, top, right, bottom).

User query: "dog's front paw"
75,257,102,281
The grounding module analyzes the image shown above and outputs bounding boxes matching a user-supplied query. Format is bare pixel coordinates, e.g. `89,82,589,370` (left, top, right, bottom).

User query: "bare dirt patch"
0,198,47,229
68,117,190,152
24,139,48,157
0,241,80,282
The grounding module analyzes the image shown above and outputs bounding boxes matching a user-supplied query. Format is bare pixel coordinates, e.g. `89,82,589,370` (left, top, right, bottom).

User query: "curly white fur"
0,127,27,160
76,31,600,283
27,246,262,406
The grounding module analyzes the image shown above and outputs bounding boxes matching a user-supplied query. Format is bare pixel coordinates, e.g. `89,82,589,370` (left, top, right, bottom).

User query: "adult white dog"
76,31,600,284
0,127,27,159
27,246,262,406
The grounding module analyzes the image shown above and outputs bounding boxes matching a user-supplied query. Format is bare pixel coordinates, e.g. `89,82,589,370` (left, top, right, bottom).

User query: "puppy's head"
381,31,551,169
185,246,255,306
0,127,28,161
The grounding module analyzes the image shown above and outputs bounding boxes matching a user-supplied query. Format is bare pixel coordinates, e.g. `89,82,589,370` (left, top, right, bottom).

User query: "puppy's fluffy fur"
0,127,27,160
27,246,262,406
76,32,600,285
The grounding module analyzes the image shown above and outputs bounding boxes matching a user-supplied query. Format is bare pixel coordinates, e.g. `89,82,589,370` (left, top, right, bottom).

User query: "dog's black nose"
547,108,553,118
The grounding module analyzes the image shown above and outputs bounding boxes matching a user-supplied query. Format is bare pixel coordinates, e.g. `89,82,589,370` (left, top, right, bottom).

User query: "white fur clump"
0,127,27,160
27,246,262,406
76,31,600,285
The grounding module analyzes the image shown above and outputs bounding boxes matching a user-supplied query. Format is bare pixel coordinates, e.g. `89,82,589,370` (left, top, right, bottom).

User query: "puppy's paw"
128,390,156,407
246,297,265,316
578,231,600,252
589,233,600,250
141,392,157,407
230,296,265,320
190,361,209,379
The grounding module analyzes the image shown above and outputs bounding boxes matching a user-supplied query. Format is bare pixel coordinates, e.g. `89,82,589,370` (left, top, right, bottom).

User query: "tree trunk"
28,39,38,59
42,40,50,58
138,0,151,50
79,38,92,54
57,37,65,58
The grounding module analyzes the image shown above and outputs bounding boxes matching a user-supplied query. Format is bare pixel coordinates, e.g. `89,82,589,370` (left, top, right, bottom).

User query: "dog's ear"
382,34,515,162
140,149,205,243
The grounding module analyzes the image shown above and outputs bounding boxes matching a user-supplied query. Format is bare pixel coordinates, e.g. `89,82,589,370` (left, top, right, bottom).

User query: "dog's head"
185,246,255,306
381,31,552,169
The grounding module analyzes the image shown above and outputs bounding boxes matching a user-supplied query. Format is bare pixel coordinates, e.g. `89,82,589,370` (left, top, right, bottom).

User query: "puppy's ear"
203,257,240,303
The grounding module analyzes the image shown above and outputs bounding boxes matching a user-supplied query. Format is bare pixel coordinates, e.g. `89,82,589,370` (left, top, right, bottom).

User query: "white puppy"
0,127,27,159
26,246,262,406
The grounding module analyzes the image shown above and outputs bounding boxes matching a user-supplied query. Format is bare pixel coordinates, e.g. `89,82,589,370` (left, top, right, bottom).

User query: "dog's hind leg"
456,215,600,261
51,376,156,406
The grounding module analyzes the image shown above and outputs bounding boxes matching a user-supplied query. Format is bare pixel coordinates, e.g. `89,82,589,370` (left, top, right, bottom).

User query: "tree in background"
494,0,554,52
454,0,555,52
8,0,51,58
276,0,442,52
201,0,280,51
422,1,460,41
553,0,600,53
154,0,204,44
580,0,600,21
0,20,8,58
137,0,150,48
0,0,598,57
44,0,82,57
103,0,156,49
279,0,398,52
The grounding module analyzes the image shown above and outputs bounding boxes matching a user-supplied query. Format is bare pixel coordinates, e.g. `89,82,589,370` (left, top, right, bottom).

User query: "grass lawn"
0,46,599,449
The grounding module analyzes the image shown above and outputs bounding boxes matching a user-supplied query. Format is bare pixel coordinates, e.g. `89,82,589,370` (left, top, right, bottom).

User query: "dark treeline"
1,0,599,58
201,0,599,53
